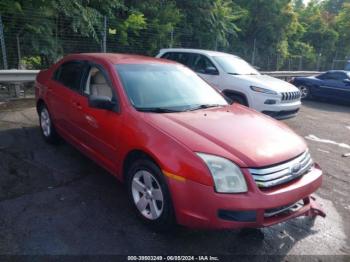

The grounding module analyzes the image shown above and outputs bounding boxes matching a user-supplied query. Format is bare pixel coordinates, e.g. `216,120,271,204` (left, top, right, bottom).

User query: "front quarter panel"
117,112,214,187
35,69,52,103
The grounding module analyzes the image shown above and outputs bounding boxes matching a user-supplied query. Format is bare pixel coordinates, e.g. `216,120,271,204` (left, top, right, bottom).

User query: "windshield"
213,55,260,75
116,64,228,112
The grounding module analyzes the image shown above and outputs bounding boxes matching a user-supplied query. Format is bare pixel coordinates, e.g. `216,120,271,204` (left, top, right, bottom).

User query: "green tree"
209,0,246,50
234,0,299,69
335,2,350,59
117,0,181,55
0,0,125,68
294,1,339,69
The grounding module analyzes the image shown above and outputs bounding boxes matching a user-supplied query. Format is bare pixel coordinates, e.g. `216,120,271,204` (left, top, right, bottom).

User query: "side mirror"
88,95,117,111
205,66,219,75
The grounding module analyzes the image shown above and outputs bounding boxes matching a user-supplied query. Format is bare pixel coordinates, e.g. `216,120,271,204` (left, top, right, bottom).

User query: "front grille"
249,150,313,189
281,91,301,101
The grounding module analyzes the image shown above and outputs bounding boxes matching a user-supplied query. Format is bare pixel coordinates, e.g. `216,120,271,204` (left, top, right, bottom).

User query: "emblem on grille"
291,163,302,174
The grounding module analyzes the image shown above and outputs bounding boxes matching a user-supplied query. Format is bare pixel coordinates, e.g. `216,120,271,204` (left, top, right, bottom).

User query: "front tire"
126,158,175,231
225,93,248,106
39,104,59,144
298,85,311,100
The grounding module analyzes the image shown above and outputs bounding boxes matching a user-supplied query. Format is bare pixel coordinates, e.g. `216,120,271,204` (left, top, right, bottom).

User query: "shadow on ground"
302,99,350,114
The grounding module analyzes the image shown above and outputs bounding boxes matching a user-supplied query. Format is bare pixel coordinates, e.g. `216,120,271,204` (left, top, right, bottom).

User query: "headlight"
250,86,278,95
196,153,247,193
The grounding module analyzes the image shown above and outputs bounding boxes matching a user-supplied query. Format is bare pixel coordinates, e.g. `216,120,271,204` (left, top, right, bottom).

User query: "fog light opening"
264,99,277,105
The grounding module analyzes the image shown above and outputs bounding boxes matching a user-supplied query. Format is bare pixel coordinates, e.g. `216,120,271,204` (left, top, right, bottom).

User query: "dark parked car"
291,70,350,102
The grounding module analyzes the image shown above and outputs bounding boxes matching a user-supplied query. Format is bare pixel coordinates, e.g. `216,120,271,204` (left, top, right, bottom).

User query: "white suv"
156,48,301,119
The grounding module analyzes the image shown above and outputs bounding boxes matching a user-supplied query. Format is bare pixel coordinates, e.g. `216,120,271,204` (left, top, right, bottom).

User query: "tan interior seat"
91,71,113,98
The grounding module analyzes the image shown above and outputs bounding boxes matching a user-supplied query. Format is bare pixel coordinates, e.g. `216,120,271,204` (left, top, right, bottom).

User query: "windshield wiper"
187,104,224,111
136,107,181,113
228,72,240,75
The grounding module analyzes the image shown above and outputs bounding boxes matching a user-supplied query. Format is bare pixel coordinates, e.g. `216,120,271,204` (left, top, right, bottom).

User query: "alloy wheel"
40,107,51,137
298,85,309,99
131,170,164,220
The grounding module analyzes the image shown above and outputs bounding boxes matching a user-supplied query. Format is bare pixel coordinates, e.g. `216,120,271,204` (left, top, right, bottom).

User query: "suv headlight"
196,153,247,193
250,86,278,95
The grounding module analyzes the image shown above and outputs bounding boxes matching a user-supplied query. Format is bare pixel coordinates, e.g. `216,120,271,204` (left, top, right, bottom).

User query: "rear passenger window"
161,52,192,67
54,61,86,91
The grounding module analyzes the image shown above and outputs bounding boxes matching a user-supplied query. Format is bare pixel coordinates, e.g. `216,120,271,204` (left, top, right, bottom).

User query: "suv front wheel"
224,92,248,106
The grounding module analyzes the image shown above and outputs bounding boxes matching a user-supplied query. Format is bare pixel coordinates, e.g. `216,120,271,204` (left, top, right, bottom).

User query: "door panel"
46,61,86,136
339,80,350,101
70,65,121,170
46,80,73,129
319,72,350,99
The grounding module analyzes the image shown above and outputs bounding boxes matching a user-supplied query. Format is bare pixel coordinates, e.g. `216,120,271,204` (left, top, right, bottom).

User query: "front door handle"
85,115,98,128
72,101,82,110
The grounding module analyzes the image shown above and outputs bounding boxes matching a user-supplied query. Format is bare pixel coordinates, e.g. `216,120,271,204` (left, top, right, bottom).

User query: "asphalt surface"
0,99,349,258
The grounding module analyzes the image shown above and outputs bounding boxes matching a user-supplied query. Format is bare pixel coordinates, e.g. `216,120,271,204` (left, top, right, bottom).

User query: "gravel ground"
0,98,349,260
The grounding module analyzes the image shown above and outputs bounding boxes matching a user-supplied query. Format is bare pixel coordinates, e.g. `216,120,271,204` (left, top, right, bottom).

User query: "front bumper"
251,94,301,119
262,108,300,120
167,165,324,229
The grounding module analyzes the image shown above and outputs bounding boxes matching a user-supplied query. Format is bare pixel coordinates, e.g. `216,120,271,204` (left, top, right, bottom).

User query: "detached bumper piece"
218,196,325,224
262,108,299,120
307,196,326,218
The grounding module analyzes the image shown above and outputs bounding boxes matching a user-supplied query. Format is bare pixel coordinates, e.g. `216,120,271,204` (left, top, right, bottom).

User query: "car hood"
144,105,307,168
232,74,299,93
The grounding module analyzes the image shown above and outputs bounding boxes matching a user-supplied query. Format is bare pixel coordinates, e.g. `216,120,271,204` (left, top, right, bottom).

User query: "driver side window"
84,67,113,99
192,55,218,75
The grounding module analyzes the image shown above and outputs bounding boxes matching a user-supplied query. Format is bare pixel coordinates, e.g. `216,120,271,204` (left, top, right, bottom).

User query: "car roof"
159,48,241,58
63,53,177,65
325,70,349,74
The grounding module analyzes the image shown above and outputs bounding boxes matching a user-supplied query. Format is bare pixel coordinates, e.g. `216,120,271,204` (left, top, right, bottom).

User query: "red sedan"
35,53,325,230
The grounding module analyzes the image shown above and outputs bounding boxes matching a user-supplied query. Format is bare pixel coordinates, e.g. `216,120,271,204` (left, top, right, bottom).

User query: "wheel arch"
122,149,162,182
222,89,249,106
297,82,316,96
36,98,46,114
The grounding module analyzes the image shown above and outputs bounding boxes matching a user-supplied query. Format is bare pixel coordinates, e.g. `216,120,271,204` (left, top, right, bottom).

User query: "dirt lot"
0,99,349,259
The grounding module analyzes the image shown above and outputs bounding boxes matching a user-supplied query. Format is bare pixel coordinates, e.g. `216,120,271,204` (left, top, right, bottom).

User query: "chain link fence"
0,10,348,72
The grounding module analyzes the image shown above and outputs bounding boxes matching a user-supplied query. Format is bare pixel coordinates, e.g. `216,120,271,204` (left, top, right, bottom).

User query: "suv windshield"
116,64,227,112
213,55,260,75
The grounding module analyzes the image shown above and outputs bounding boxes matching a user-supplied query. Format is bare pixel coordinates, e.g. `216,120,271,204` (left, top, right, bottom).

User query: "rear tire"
38,103,60,144
126,158,175,231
